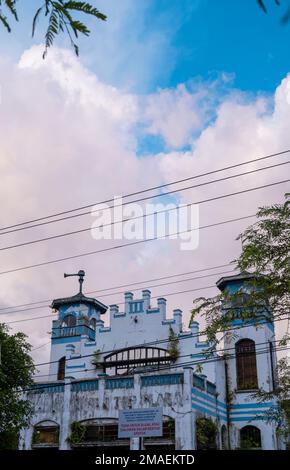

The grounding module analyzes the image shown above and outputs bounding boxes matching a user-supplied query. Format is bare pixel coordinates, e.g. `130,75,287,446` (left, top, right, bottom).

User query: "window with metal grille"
85,423,119,442
240,425,261,449
103,346,172,375
236,339,258,390
32,423,59,446
57,356,66,381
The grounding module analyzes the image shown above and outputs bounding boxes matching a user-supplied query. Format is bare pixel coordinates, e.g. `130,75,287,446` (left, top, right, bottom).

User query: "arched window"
236,339,258,390
32,421,59,448
240,425,261,449
221,425,228,450
62,315,76,327
68,419,129,448
90,318,97,330
103,346,172,375
57,356,66,381
196,417,217,450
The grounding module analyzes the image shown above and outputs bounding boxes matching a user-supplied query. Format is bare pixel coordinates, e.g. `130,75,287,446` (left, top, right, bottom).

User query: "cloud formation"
0,46,289,373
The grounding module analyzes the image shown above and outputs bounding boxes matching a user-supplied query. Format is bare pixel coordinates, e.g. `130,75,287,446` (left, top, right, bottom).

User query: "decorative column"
60,378,71,449
177,367,195,450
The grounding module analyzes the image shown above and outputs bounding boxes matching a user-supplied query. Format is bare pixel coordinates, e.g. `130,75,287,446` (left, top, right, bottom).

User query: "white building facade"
20,272,283,450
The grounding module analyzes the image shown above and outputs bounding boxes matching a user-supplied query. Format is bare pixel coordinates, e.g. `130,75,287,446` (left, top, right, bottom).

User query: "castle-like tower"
215,272,279,450
19,271,283,450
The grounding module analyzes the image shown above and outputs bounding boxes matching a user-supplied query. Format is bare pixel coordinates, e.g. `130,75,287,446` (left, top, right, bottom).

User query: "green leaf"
32,7,43,37
0,12,11,32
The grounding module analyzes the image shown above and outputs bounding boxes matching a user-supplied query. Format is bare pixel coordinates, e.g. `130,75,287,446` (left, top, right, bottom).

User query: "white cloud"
0,47,289,371
144,84,205,149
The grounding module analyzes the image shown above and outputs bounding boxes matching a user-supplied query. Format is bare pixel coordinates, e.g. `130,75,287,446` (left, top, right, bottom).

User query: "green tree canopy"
0,1,107,57
191,193,290,428
0,323,35,449
191,193,290,345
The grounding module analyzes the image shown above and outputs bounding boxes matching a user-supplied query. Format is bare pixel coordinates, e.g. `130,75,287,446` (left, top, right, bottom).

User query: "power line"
15,311,289,370
0,267,235,315
2,149,289,234
0,178,288,276
21,344,290,392
31,341,51,352
0,159,288,238
3,158,288,252
30,338,284,380
4,284,218,320
0,262,233,312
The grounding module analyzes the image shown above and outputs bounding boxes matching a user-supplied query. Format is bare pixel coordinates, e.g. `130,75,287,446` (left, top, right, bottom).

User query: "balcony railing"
52,324,96,341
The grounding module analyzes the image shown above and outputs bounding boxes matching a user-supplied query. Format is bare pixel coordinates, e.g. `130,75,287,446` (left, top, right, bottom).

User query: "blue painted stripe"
192,403,227,422
52,336,81,344
192,387,227,409
190,354,207,359
231,402,273,409
230,410,269,416
66,363,85,369
192,396,227,419
231,416,266,422
192,397,227,417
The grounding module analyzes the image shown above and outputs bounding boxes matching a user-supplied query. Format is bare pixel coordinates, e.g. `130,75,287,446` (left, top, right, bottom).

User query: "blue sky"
0,0,289,94
1,1,289,354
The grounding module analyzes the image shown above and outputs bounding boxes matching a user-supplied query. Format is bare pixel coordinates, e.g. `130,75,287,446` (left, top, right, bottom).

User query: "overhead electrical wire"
0,178,289,277
1,148,289,234
19,344,290,392
12,311,290,370
0,158,288,238
30,338,285,380
0,262,233,312
1,267,235,316
3,158,289,252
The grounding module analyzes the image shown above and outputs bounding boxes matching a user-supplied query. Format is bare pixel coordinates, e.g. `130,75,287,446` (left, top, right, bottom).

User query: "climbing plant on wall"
167,326,180,362
195,417,217,450
66,421,87,445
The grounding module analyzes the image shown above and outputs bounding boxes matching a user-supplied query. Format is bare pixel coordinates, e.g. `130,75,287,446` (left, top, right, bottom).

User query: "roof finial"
64,270,85,294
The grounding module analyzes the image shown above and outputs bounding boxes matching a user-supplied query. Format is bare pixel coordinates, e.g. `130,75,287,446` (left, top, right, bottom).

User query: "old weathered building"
20,271,283,450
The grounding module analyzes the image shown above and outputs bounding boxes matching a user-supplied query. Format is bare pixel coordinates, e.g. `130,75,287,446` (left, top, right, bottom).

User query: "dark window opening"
32,424,59,447
85,423,119,442
57,356,66,381
62,314,76,327
71,420,129,448
221,425,228,450
240,425,261,449
90,318,97,330
236,339,258,390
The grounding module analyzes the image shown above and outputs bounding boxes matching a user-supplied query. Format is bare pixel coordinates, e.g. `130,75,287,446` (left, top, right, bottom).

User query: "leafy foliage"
168,326,180,362
195,417,217,450
66,421,87,445
191,193,290,426
0,1,107,57
191,193,290,345
0,323,35,449
253,357,290,437
257,0,290,23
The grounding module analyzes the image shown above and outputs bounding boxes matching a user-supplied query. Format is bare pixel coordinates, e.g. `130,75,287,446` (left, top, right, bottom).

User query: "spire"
64,269,85,294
